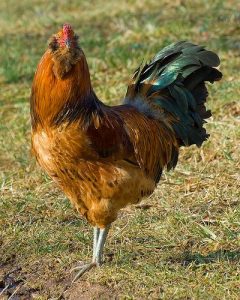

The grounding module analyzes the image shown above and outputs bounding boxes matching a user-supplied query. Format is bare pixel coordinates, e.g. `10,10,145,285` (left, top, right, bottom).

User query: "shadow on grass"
182,249,240,266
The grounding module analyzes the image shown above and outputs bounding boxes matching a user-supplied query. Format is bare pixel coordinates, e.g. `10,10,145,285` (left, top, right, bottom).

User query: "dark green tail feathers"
125,41,222,147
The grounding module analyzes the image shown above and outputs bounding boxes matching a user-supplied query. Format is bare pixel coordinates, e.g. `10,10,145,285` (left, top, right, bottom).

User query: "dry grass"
0,0,239,299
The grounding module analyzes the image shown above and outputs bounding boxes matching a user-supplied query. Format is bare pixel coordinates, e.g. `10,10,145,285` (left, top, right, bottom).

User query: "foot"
70,225,111,282
70,261,97,282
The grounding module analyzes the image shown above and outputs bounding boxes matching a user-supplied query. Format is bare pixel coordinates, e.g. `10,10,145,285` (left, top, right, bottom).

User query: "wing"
86,106,135,162
86,104,178,183
113,106,179,183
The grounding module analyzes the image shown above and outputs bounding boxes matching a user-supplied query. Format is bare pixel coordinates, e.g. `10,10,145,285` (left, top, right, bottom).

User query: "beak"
65,39,71,49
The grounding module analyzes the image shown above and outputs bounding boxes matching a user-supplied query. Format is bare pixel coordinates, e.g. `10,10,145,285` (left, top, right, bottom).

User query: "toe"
71,262,96,282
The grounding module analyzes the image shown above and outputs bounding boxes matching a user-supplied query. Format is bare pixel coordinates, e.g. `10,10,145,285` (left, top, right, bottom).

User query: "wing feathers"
118,108,178,182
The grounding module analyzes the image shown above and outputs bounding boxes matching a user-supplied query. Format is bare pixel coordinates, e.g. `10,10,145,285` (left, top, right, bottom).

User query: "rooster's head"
49,24,79,51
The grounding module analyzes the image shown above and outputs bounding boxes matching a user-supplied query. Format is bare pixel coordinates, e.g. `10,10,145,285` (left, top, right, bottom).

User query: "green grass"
0,0,239,299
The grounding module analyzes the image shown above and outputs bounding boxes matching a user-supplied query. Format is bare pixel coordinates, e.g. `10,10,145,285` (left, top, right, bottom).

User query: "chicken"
30,24,222,280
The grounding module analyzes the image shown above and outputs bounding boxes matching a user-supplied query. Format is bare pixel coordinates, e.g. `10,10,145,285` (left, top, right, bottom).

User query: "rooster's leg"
94,224,110,265
71,225,110,282
93,227,100,258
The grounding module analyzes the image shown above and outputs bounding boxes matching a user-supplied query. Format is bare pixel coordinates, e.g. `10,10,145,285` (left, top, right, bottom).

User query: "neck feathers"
30,49,98,129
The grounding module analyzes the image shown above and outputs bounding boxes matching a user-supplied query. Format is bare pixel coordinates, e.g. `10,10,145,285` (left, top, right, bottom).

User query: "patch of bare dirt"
64,281,118,300
0,260,69,299
0,264,40,300
0,261,118,299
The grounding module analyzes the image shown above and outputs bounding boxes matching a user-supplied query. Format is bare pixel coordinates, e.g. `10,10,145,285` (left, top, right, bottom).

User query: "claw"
71,262,97,282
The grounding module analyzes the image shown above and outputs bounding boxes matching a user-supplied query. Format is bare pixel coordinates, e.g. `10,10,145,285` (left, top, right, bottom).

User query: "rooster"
30,24,222,280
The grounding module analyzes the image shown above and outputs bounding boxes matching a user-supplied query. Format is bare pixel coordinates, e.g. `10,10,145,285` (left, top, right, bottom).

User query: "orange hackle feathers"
31,47,91,128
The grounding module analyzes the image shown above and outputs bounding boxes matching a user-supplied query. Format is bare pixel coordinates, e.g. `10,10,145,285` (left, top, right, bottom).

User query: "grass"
0,0,239,299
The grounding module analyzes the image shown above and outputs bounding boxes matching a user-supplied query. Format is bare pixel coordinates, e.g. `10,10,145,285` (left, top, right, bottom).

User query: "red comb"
58,24,75,48
63,24,73,34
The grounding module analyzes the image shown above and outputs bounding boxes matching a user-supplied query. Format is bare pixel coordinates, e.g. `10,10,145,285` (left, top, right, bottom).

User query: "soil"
0,261,118,300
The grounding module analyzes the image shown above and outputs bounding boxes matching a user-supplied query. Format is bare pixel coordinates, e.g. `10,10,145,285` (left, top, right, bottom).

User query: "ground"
0,0,239,299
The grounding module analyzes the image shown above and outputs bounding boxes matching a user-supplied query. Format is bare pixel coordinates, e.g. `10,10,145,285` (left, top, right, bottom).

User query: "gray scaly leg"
94,225,111,265
71,225,110,282
93,227,100,258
